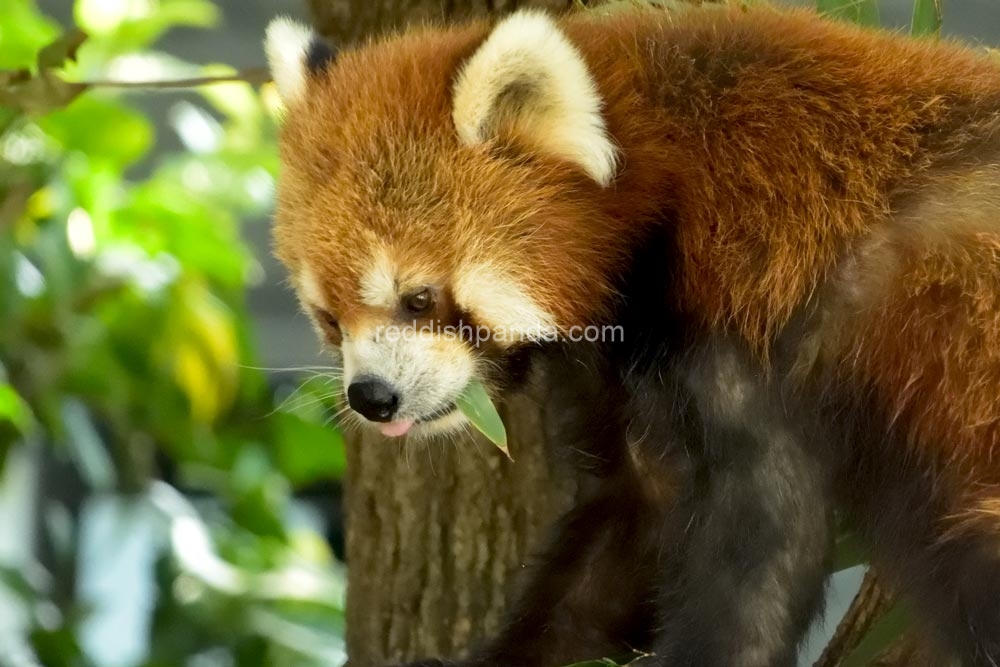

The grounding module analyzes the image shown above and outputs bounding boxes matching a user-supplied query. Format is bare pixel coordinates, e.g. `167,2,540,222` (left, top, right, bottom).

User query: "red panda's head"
265,11,624,438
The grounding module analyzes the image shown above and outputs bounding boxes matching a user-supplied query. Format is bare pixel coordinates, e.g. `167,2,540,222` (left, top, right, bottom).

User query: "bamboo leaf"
817,0,880,27
910,0,942,38
457,380,510,458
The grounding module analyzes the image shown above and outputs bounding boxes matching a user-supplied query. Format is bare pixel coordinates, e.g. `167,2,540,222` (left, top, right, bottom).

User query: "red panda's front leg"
637,340,835,667
471,338,837,667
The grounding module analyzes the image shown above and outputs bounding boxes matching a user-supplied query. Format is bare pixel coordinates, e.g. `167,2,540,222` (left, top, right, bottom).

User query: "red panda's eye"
402,288,435,316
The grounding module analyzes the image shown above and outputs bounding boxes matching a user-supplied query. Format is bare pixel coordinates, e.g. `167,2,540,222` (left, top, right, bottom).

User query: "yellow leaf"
168,280,240,423
173,342,219,424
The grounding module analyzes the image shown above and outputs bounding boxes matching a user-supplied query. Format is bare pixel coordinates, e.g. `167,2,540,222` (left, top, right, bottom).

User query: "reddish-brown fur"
272,5,1000,662
274,23,631,330
275,5,1000,526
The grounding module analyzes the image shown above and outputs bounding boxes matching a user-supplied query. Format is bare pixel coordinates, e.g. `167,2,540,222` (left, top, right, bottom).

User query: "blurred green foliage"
817,0,943,37
0,0,347,665
817,0,880,27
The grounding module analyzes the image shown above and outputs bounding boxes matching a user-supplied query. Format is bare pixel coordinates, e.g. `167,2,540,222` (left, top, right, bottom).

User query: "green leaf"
457,380,510,458
817,0,880,26
841,601,910,667
831,529,868,572
75,0,218,37
75,0,219,57
157,0,220,28
0,383,32,433
36,95,153,166
0,0,61,70
0,563,47,600
911,0,942,38
272,412,347,487
0,382,33,466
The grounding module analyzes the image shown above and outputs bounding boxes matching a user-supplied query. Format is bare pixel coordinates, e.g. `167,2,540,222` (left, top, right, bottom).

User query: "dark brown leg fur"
839,410,1000,666
406,338,837,667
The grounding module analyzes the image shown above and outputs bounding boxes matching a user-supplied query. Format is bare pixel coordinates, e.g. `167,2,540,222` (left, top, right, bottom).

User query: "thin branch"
814,570,893,667
77,66,270,90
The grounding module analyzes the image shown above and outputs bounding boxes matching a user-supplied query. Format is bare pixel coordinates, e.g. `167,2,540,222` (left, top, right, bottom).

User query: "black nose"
347,376,400,422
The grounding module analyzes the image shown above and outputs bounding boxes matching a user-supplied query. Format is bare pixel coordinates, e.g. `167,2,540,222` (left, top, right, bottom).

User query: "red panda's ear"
264,17,336,107
452,11,618,187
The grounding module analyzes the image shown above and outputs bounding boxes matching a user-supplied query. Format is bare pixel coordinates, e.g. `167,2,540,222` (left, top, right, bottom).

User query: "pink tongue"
378,419,415,437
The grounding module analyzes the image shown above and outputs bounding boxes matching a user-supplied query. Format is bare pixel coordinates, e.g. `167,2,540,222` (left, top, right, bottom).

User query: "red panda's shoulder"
554,7,1000,348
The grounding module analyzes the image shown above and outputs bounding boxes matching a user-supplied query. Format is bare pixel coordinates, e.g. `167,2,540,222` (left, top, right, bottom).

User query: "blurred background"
0,1,997,666
1,1,344,666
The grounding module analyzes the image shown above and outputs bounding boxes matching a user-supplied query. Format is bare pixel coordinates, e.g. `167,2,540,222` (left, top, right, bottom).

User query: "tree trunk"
305,5,579,667
343,392,575,667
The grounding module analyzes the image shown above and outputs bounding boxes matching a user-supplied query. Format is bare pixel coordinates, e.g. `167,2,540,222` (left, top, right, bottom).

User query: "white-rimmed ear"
265,17,335,105
452,11,617,186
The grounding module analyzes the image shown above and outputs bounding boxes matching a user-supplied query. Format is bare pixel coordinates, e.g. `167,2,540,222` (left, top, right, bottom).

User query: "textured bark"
343,392,575,667
314,0,579,660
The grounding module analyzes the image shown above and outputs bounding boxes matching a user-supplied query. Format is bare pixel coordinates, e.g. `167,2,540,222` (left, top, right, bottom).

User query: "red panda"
264,5,1000,666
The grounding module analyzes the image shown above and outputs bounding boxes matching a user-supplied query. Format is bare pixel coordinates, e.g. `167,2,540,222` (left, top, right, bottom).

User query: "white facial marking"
452,10,618,186
298,256,477,437
340,338,358,384
360,249,398,308
264,17,313,105
340,324,475,435
453,262,558,343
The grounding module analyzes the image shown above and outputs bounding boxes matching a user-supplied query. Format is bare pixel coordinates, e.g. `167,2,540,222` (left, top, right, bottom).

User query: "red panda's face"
265,12,620,438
